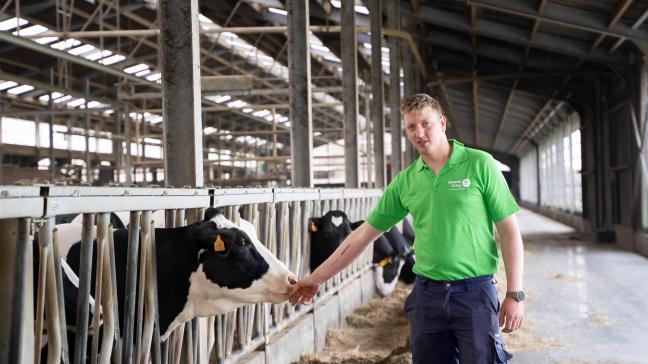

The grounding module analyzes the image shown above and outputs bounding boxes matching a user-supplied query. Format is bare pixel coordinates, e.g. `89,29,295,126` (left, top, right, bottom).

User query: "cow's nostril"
287,275,297,285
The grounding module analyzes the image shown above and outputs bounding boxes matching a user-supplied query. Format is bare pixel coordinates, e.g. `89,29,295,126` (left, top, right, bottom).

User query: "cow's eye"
238,239,247,247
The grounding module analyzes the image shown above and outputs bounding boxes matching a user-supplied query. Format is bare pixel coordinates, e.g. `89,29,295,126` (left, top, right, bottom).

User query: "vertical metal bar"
122,211,141,364
43,218,62,364
51,225,70,364
107,221,122,364
287,0,313,187
150,219,162,364
160,0,204,188
90,214,107,364
48,73,55,182
387,0,402,179
341,0,360,188
370,0,386,188
85,79,93,185
136,211,152,364
35,222,49,364
96,214,114,364
181,320,193,364
74,214,94,364
365,89,373,188
125,104,132,185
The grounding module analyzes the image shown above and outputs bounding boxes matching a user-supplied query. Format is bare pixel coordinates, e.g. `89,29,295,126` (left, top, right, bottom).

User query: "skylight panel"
50,39,81,50
12,24,48,36
84,49,112,61
124,63,149,74
7,84,35,95
38,92,64,102
53,95,72,103
68,44,96,56
35,36,58,45
198,13,214,24
100,54,126,65
0,81,18,91
0,17,28,31
146,72,162,81
86,101,105,108
226,99,247,108
210,95,232,103
67,98,86,107
135,69,151,77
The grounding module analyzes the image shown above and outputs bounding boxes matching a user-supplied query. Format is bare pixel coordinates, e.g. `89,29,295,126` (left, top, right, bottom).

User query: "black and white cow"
309,210,412,296
36,207,296,355
67,207,296,339
399,218,416,284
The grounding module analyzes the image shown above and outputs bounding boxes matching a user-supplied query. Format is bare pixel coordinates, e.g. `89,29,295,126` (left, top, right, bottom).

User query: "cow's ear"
204,207,224,221
308,218,320,233
213,234,226,252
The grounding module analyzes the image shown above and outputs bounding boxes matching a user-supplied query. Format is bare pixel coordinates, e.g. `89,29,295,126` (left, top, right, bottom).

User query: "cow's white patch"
373,259,405,297
331,216,343,227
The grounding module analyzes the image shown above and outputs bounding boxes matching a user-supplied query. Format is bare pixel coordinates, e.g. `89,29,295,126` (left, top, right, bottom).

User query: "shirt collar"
416,139,467,172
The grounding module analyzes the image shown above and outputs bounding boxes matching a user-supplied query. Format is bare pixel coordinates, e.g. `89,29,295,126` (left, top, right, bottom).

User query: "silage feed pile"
294,283,413,364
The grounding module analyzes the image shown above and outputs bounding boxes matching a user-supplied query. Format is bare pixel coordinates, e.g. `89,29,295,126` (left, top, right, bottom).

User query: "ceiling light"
0,17,28,31
268,7,287,16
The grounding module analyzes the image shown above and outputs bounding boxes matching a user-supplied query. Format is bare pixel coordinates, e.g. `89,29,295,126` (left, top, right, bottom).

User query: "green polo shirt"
366,139,519,281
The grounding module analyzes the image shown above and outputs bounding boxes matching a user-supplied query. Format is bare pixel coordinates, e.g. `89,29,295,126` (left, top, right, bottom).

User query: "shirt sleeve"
482,155,520,223
366,174,409,232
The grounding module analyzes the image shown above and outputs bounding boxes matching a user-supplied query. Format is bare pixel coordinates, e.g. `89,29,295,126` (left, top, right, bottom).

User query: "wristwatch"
506,291,526,302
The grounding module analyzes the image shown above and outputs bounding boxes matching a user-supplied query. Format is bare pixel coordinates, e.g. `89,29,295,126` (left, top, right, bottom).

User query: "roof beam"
468,0,648,42
510,98,554,153
609,7,648,54
472,70,479,146
492,0,545,150
417,5,629,65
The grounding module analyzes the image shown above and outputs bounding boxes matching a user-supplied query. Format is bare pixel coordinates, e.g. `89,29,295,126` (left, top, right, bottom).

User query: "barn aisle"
508,209,648,363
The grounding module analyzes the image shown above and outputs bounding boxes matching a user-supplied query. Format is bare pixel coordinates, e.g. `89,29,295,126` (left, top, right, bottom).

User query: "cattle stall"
0,186,381,364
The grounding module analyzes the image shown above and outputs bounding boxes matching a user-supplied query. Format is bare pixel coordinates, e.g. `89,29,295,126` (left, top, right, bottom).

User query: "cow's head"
187,208,296,310
308,210,355,271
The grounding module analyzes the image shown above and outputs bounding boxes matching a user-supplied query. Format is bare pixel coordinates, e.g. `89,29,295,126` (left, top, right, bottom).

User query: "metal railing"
0,185,381,364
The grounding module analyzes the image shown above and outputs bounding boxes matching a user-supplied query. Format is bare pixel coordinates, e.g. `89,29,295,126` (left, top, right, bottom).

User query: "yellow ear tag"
378,257,391,267
214,235,225,252
310,221,318,232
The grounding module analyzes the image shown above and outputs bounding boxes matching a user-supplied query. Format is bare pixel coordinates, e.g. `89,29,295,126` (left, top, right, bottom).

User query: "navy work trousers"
404,275,508,363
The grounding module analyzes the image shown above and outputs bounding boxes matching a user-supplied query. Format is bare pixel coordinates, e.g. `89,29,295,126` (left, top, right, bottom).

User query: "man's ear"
440,114,447,132
308,218,321,233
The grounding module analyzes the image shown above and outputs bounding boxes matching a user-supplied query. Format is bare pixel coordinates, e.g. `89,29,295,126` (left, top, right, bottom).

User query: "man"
290,94,524,363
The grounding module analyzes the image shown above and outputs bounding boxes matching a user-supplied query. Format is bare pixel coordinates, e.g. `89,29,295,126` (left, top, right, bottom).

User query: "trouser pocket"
490,332,508,363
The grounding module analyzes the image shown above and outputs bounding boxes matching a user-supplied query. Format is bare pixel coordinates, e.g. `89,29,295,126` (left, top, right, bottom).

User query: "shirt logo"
448,178,471,190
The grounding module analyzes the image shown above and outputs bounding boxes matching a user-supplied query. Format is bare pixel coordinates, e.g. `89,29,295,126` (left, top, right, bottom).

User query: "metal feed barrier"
0,186,381,364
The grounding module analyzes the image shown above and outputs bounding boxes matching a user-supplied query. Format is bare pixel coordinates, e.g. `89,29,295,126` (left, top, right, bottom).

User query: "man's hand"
499,297,524,333
289,275,321,305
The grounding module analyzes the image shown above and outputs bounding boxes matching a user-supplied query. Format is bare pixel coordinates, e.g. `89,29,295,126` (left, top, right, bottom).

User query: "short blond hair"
400,94,444,115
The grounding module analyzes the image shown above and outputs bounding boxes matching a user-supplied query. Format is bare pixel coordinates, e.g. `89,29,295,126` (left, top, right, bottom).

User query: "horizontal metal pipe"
139,102,341,114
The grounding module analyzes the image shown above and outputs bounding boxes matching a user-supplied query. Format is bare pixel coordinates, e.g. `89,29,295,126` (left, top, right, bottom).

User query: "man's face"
403,107,447,155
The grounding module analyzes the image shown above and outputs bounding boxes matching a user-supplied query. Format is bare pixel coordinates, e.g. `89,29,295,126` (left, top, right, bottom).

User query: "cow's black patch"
199,228,269,289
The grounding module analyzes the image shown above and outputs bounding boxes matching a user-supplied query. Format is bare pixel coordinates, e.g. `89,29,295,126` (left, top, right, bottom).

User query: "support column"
84,79,93,185
387,0,402,179
401,12,416,167
342,0,360,188
160,0,204,187
370,0,386,188
287,0,313,187
124,104,132,185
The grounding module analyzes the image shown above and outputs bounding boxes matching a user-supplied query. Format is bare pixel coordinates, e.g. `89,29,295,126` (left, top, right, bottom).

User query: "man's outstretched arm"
289,222,384,305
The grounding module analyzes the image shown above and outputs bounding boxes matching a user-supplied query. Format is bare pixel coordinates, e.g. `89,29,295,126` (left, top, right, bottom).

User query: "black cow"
309,210,412,296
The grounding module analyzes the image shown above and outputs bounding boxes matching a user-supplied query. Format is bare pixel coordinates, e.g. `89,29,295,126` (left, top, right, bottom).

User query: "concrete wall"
519,201,590,233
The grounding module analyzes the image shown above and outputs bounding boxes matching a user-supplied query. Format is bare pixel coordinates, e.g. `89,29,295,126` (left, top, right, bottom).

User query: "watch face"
517,291,526,301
